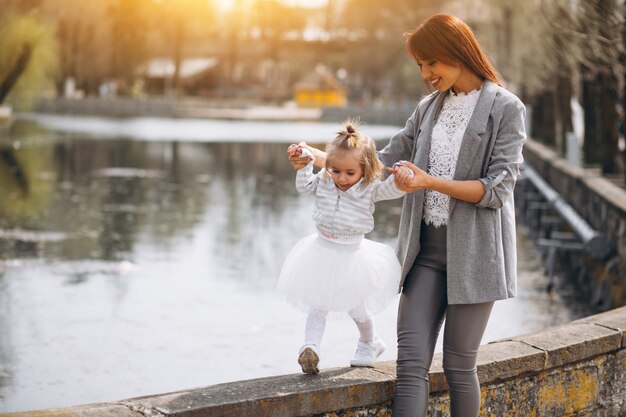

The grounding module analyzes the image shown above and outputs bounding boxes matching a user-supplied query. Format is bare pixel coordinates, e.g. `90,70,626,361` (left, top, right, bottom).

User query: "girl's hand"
287,144,303,157
389,161,431,192
288,141,314,170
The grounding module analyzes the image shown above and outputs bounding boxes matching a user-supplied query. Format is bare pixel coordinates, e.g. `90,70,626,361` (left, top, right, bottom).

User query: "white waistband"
317,232,364,245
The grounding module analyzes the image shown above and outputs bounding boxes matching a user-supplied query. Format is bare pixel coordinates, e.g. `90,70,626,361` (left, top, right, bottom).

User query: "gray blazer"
378,80,527,304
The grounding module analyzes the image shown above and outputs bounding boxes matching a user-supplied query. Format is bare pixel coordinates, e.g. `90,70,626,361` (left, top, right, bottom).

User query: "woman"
289,14,526,417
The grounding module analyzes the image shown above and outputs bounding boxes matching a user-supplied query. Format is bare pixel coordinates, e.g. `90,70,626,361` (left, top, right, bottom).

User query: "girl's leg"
348,304,385,366
443,302,494,417
299,309,328,374
304,309,328,347
392,263,447,417
348,304,375,343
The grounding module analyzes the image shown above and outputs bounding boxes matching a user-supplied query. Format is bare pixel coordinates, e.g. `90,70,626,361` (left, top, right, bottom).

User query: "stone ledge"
583,176,626,213
506,322,622,369
7,306,626,417
572,307,626,347
523,138,626,214
122,366,394,417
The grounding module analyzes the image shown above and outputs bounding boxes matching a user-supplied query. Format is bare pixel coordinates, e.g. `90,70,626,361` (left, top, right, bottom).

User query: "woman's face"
416,57,463,92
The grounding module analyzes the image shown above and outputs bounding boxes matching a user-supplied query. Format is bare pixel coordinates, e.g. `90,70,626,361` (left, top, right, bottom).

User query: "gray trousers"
392,223,494,417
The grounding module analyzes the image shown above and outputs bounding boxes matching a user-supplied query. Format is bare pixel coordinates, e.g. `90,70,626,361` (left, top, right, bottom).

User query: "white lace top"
423,88,481,227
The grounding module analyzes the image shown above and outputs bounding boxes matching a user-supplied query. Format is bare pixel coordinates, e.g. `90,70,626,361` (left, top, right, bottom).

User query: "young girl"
277,122,408,374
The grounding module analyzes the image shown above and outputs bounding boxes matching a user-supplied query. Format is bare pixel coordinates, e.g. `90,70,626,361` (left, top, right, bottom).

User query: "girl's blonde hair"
325,120,383,185
405,14,502,86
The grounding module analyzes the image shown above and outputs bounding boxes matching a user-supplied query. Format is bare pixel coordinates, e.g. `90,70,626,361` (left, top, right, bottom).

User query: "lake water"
0,114,593,412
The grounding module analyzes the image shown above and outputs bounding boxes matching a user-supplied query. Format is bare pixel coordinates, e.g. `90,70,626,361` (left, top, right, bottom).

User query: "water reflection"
0,117,594,412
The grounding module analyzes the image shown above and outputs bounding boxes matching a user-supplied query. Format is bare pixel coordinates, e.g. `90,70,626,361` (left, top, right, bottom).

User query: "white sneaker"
298,344,320,374
350,337,386,367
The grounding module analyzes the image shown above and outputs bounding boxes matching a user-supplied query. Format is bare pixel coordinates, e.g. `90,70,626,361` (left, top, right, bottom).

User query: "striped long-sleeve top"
296,161,406,244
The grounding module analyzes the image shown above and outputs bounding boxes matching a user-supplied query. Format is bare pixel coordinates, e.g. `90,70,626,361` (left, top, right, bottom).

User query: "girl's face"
416,57,463,92
328,152,364,191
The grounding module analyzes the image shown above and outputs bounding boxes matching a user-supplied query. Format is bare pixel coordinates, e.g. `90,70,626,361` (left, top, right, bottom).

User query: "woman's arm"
392,97,526,206
474,100,526,209
392,163,485,203
377,106,419,168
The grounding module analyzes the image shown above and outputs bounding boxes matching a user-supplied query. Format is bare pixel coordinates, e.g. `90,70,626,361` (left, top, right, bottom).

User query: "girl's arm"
371,171,406,202
289,94,434,171
287,145,322,193
287,101,421,171
295,161,323,194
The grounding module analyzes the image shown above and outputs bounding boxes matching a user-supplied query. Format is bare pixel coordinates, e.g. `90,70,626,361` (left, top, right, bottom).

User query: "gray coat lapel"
449,81,498,213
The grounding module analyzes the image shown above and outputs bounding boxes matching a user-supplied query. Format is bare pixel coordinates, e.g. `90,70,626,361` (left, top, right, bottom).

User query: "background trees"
150,0,218,94
1,0,625,179
490,0,624,177
42,1,112,96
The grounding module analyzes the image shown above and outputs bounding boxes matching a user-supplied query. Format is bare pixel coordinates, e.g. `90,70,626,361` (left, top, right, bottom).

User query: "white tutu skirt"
276,234,401,319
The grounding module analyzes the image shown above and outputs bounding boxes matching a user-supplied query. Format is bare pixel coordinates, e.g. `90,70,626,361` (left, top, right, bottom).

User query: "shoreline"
25,96,414,127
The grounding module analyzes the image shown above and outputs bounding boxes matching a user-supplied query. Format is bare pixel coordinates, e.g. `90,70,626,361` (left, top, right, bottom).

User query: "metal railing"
516,164,612,291
521,165,611,260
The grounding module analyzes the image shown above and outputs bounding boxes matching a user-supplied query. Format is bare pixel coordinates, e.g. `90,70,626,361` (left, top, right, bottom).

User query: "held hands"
288,142,314,170
388,161,431,192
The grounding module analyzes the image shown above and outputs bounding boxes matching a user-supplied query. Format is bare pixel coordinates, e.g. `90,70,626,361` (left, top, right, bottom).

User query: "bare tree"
151,0,218,95
622,3,626,178
486,0,621,176
578,0,621,173
486,0,578,151
108,0,152,94
42,0,114,96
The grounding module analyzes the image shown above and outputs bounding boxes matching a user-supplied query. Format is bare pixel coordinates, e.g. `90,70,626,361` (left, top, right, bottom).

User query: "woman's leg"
392,263,447,417
443,302,494,417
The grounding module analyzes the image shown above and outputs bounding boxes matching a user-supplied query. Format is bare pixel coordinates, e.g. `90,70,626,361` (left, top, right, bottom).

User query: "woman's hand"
389,161,432,192
287,142,313,170
288,142,326,170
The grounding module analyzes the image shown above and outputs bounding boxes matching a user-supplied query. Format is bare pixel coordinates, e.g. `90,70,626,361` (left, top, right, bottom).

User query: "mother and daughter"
277,13,526,417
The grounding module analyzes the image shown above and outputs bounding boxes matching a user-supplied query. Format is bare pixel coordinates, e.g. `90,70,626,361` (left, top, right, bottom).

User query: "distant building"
294,66,346,108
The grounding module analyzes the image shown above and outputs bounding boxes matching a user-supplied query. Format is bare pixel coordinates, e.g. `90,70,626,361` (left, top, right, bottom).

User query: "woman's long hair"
405,14,502,85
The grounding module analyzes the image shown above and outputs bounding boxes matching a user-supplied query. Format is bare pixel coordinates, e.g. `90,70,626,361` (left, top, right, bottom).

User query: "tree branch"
0,43,33,104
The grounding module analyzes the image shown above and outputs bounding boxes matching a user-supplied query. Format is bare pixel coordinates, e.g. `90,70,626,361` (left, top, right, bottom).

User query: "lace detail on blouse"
423,88,481,228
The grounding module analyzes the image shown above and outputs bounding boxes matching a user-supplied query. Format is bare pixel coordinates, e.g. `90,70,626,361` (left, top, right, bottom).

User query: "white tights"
304,305,375,347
